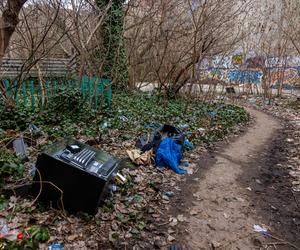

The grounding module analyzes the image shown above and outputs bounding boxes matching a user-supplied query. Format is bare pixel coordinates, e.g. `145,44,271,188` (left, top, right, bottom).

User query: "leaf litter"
0,92,252,249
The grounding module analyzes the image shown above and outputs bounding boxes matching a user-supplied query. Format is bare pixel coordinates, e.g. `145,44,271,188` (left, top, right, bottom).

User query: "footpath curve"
181,108,285,249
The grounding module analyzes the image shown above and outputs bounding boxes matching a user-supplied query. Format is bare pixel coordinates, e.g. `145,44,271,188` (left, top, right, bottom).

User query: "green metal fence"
1,75,112,112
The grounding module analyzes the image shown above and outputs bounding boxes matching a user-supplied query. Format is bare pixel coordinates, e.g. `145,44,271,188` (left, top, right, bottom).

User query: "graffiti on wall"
199,56,300,89
269,67,300,89
232,55,243,66
200,69,263,84
228,70,262,84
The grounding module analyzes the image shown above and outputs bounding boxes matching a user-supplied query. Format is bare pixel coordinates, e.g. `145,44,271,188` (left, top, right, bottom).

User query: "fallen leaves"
167,234,175,242
0,92,254,249
169,218,178,227
66,234,78,241
177,214,186,222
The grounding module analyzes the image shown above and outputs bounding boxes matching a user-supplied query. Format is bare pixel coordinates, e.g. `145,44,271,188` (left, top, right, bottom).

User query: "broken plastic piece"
0,231,23,241
253,224,269,235
163,191,175,197
0,218,23,241
197,128,206,133
29,124,41,135
119,115,129,122
13,137,28,161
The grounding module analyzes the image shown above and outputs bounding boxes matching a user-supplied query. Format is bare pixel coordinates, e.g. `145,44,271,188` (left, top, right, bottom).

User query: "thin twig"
30,168,43,205
157,221,170,226
30,168,65,213
267,234,300,250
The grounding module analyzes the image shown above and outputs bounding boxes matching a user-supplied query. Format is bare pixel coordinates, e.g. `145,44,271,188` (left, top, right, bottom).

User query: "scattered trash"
197,128,206,134
48,244,64,250
29,124,39,131
161,125,185,145
156,137,187,174
126,149,154,165
246,187,252,191
138,124,185,156
100,121,108,129
145,122,161,130
119,115,129,122
0,219,9,236
179,161,188,167
32,138,121,214
29,124,42,135
135,134,150,149
0,219,23,241
178,124,189,129
208,111,217,120
13,137,28,161
183,139,194,150
163,191,175,197
114,173,127,185
0,231,23,241
253,224,269,235
108,184,118,193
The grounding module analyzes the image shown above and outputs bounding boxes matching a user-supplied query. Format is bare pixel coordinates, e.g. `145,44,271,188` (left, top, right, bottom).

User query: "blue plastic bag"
155,137,187,174
183,139,194,150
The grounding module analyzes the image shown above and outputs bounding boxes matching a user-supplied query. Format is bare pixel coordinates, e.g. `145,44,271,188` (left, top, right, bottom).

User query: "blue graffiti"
228,70,262,84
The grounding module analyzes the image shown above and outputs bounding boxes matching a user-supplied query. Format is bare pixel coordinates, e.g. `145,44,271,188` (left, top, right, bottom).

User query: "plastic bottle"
48,244,64,250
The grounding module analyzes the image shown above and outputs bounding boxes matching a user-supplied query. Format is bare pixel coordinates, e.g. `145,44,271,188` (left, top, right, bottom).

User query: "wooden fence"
1,75,112,112
0,57,77,78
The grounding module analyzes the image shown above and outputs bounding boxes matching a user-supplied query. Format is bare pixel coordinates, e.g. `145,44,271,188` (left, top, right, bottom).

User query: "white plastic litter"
253,224,268,234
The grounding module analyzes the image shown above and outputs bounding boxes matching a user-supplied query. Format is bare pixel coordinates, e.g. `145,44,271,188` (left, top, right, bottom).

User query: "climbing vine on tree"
96,0,129,89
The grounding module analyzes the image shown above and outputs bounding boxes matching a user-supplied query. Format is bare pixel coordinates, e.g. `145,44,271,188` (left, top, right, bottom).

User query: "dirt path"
181,108,283,249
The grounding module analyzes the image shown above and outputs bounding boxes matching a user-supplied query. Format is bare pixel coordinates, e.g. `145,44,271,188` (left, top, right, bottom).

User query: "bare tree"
275,0,300,57
125,0,251,97
0,0,66,107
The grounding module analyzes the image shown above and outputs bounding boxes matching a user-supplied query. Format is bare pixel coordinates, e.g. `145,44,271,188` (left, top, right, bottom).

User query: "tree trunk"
0,0,27,62
95,0,128,89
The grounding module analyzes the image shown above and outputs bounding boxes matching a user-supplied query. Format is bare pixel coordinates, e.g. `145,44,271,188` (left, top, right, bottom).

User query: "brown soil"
170,108,300,250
